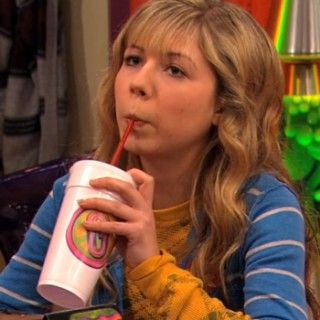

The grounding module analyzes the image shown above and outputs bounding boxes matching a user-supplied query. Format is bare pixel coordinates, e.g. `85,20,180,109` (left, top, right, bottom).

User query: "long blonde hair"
94,0,319,316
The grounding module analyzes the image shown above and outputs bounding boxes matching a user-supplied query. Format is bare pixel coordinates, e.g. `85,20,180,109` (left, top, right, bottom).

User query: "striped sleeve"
0,175,68,314
243,184,308,319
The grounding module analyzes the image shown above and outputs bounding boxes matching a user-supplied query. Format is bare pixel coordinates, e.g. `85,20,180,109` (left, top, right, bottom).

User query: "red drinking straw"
110,120,135,166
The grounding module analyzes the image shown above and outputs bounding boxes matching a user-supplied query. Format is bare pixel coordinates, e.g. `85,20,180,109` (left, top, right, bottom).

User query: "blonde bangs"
123,2,200,54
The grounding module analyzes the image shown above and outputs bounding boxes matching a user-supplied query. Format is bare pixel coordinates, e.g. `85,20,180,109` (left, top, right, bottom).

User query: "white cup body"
37,160,135,308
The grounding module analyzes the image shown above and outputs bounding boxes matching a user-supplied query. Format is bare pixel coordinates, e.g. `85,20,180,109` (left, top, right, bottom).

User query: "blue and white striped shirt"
0,173,308,319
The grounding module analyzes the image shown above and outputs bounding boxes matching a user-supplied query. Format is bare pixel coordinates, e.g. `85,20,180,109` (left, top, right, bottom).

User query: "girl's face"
114,37,218,162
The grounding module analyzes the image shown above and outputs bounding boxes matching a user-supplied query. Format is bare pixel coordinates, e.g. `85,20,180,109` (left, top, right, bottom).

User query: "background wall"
62,0,109,156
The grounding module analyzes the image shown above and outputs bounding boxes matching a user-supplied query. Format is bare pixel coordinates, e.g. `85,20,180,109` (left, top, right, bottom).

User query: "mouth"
126,115,147,127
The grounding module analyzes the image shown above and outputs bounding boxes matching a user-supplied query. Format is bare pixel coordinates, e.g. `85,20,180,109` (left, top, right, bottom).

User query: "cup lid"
68,160,135,188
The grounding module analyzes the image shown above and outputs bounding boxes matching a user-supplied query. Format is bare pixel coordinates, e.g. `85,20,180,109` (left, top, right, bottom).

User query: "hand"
80,168,159,268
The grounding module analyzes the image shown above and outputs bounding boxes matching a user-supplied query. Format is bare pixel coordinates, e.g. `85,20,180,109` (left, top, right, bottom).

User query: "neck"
140,154,201,209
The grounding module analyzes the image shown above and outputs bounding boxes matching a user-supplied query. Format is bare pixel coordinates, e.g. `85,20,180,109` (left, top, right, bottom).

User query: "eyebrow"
167,52,197,70
126,45,197,70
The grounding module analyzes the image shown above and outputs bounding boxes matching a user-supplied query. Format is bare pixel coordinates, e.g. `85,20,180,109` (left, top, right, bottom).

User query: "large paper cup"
37,160,135,308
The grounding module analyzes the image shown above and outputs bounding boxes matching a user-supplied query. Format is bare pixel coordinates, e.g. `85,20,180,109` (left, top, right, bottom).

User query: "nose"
130,85,146,97
129,62,154,99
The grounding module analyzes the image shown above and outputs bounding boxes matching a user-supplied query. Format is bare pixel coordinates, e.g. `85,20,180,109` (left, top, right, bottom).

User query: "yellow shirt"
123,202,251,320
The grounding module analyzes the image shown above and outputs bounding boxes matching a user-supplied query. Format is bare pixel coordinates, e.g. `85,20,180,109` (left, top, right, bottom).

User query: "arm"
0,176,67,315
82,171,307,319
128,250,251,319
242,182,307,319
81,169,250,319
128,180,307,319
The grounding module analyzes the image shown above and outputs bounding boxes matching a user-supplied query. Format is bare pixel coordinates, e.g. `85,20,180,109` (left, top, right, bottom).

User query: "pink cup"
37,160,135,308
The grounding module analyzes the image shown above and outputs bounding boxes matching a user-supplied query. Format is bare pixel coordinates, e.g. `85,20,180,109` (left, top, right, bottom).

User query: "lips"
127,114,143,121
126,115,147,127
133,120,146,127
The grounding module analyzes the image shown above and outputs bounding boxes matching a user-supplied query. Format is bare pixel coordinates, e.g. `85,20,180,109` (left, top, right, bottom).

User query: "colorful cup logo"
66,208,109,269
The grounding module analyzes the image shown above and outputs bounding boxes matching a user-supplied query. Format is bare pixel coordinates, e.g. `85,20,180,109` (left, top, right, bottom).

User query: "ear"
212,97,222,126
211,110,221,126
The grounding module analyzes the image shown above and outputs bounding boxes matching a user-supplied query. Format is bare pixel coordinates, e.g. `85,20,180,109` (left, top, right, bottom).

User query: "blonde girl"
0,0,319,319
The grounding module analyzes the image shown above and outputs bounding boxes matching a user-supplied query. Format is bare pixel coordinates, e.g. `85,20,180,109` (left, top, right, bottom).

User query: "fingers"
89,177,142,208
80,169,159,268
78,198,134,222
83,219,135,237
79,169,155,227
89,168,154,208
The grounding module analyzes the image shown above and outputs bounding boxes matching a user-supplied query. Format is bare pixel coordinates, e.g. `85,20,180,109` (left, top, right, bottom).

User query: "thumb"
127,168,154,207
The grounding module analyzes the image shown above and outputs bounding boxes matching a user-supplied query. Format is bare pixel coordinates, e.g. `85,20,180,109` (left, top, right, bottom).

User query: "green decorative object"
268,0,320,298
283,139,315,181
283,94,320,254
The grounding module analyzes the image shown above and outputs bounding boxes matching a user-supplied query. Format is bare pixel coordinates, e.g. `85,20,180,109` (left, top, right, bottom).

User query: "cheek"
172,90,215,133
114,73,127,124
114,70,129,102
160,90,192,114
171,91,214,117
114,74,123,103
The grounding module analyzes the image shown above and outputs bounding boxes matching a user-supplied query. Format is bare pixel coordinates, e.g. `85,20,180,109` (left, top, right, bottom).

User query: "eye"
167,65,186,78
123,54,142,66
